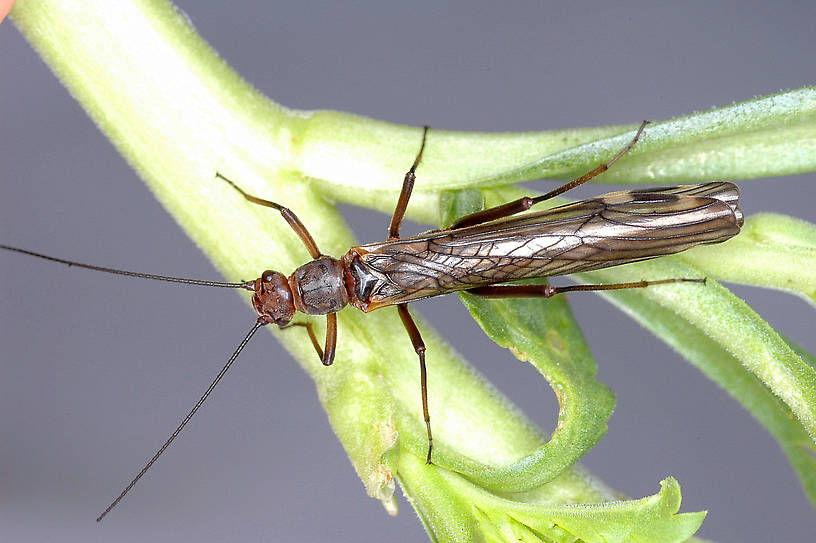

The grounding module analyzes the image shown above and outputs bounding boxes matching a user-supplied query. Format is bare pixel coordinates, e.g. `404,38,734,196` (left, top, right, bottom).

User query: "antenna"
0,245,254,289
96,318,267,521
1,243,266,519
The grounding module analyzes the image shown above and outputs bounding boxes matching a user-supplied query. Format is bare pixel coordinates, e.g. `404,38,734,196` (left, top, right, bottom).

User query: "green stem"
12,1,816,541
10,0,626,529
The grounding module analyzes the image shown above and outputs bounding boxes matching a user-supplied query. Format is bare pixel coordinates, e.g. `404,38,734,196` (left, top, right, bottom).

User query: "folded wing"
351,182,743,309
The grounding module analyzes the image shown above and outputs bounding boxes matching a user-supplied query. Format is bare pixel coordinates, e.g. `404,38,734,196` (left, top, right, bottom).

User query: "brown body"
261,182,743,319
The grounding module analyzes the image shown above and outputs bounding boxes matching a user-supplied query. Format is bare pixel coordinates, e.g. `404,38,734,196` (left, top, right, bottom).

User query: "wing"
347,182,743,310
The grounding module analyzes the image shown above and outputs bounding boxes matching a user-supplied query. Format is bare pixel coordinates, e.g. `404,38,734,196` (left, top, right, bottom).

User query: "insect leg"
450,120,650,229
397,304,433,464
215,172,322,259
388,126,430,240
322,313,338,366
466,277,705,298
282,321,324,360
283,316,336,365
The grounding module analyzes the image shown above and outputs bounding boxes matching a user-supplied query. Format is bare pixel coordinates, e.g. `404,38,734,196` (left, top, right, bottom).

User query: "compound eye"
262,270,276,282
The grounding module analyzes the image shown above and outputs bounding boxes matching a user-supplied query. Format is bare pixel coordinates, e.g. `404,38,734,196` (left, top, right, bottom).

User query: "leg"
467,277,705,298
388,126,430,240
450,120,650,230
281,313,337,366
322,313,338,366
216,172,322,259
397,304,433,464
282,321,324,360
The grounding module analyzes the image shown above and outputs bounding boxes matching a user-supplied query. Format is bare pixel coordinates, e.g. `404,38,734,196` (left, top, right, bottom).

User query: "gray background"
2,1,815,541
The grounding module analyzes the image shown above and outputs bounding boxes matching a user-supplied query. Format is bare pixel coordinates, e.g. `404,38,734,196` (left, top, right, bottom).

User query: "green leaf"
501,478,706,543
436,189,615,492
456,288,616,491
570,89,816,185
579,262,816,502
309,88,816,226
397,450,705,543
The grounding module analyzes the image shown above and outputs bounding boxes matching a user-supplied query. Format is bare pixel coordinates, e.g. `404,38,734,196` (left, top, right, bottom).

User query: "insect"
1,121,744,520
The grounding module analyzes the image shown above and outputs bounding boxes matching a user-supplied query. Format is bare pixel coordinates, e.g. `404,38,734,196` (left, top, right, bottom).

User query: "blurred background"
1,1,814,541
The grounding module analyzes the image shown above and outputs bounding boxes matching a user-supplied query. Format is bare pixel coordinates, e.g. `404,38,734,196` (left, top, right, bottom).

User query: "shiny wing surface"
352,182,743,309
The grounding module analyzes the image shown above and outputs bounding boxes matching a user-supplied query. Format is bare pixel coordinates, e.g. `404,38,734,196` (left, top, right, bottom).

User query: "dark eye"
262,270,276,282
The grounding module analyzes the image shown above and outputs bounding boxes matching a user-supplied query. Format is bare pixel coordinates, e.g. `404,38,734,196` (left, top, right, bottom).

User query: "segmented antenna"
1,243,264,519
96,318,266,521
0,244,253,289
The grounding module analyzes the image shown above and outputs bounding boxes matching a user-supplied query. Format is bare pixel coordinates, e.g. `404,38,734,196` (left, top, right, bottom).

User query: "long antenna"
96,318,267,522
0,245,253,289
